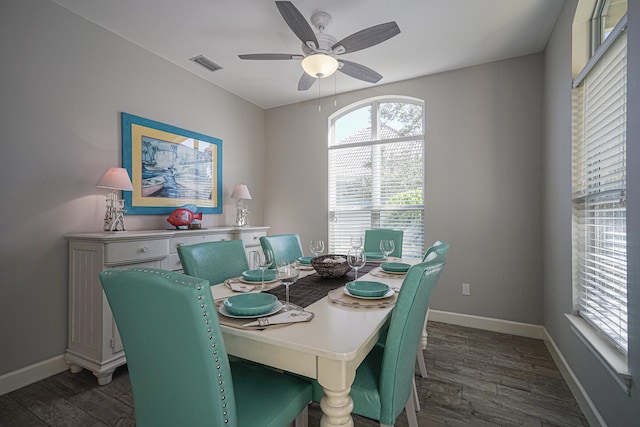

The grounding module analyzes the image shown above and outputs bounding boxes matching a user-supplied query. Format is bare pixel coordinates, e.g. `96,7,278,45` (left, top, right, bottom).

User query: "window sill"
565,314,631,395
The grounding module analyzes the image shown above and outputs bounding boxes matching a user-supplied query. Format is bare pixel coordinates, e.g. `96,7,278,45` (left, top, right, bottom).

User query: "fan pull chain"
318,77,322,112
334,73,337,107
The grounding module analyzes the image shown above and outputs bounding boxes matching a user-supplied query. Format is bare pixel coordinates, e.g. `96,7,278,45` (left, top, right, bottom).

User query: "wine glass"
380,240,395,261
347,248,366,281
310,240,325,257
350,236,363,250
253,249,274,290
277,260,299,311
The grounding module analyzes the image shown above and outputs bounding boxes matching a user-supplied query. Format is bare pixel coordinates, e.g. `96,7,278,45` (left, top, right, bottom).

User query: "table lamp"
97,167,134,232
231,184,252,227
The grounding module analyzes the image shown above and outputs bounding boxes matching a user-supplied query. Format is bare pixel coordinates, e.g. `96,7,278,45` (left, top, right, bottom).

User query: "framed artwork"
122,112,222,215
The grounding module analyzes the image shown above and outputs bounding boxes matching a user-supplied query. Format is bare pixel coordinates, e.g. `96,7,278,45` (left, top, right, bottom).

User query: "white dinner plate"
219,301,283,319
379,268,407,275
238,277,279,285
343,288,395,300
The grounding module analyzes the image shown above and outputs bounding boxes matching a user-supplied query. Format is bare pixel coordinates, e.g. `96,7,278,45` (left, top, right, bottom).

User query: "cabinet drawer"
170,233,234,253
104,239,169,265
164,254,184,272
240,231,266,248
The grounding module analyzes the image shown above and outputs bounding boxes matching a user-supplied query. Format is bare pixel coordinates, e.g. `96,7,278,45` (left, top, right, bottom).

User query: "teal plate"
345,280,389,297
297,256,314,265
365,252,385,260
381,262,411,273
241,269,276,282
223,293,277,316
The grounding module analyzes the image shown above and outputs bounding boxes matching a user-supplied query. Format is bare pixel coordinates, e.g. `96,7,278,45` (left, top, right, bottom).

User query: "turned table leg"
320,387,354,427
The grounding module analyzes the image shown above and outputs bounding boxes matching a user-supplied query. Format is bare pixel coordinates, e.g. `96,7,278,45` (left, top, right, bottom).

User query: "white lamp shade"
301,54,339,78
231,184,252,200
97,167,134,191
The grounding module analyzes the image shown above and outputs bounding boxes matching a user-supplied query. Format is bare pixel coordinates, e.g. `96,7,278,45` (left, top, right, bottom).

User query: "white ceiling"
51,0,564,109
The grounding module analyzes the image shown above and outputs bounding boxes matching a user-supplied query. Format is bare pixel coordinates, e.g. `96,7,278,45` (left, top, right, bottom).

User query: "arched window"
328,97,425,258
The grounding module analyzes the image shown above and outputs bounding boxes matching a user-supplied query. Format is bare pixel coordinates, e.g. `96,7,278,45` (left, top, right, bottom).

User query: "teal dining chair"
259,234,304,268
422,239,450,261
413,240,450,410
99,267,312,427
306,253,446,427
364,228,404,259
178,239,249,286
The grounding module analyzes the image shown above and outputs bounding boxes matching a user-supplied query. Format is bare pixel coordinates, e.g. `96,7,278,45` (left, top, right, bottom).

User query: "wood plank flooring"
0,322,588,426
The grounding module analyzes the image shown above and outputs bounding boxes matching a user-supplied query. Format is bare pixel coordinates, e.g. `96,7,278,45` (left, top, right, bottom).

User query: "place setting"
218,261,314,329
327,248,398,309
224,268,281,292
296,256,315,271
370,261,412,279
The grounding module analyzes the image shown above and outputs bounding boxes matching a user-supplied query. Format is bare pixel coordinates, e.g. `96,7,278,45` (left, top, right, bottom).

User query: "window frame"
569,1,630,393
327,96,426,257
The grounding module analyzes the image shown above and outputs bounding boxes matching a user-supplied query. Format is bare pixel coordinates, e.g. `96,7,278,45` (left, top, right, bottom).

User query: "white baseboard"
0,355,69,396
543,329,606,427
428,310,603,427
428,309,546,339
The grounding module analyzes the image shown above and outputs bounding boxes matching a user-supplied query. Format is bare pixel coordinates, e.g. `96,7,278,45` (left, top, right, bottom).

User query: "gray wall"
543,0,640,424
4,0,638,424
0,0,267,375
265,54,544,325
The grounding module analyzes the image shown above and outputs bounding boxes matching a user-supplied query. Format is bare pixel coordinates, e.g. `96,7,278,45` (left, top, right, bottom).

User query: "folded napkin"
370,270,406,279
242,310,313,327
224,279,255,293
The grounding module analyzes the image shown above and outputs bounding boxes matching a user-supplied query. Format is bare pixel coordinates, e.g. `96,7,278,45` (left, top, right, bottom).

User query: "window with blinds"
572,19,627,354
328,98,425,258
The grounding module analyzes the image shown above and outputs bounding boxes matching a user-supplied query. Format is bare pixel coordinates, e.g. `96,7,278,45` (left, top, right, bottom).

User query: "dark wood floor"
0,322,588,427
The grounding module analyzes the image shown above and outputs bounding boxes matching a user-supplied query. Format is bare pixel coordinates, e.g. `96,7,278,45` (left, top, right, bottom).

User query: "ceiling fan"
238,1,400,91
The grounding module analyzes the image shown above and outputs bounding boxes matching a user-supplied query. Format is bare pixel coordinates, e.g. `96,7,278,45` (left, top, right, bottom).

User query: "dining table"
210,257,421,427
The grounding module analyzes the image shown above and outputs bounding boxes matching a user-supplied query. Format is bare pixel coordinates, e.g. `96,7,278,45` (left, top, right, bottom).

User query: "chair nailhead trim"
190,277,231,424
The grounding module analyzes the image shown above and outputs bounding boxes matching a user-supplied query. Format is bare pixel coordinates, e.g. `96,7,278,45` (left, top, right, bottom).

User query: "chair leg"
293,405,308,427
416,348,428,378
405,384,419,427
412,377,421,412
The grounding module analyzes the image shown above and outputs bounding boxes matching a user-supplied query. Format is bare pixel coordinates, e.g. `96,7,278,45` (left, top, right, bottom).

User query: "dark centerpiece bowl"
311,254,352,278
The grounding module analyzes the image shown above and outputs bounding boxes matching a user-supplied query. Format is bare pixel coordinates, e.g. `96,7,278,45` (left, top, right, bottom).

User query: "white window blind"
572,27,627,354
328,99,425,258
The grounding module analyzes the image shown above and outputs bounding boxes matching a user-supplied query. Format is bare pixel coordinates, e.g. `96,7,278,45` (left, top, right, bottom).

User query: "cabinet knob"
253,236,259,240
141,246,149,252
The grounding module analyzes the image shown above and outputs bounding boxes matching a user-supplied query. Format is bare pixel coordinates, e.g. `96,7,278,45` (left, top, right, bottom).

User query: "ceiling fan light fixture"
301,54,339,78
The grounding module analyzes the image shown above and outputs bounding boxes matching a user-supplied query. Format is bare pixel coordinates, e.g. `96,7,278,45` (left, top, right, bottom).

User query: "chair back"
99,268,239,427
178,239,249,285
259,234,304,268
378,253,445,425
422,240,450,261
364,228,404,258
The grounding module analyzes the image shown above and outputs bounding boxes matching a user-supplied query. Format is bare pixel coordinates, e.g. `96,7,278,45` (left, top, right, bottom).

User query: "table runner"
265,263,377,308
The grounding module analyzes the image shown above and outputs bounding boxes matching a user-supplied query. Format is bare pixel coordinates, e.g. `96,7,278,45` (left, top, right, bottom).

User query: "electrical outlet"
462,283,471,296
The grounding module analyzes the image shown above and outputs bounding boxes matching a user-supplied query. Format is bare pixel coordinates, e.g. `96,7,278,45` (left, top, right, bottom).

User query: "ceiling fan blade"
298,72,316,91
238,53,303,60
332,22,400,54
338,60,382,83
275,1,318,49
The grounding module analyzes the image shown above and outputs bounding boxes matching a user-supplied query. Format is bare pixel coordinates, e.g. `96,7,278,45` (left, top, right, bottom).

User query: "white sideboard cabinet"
64,226,269,385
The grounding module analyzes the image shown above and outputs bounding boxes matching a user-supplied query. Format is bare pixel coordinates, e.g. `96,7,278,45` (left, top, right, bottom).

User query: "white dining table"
210,258,421,427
